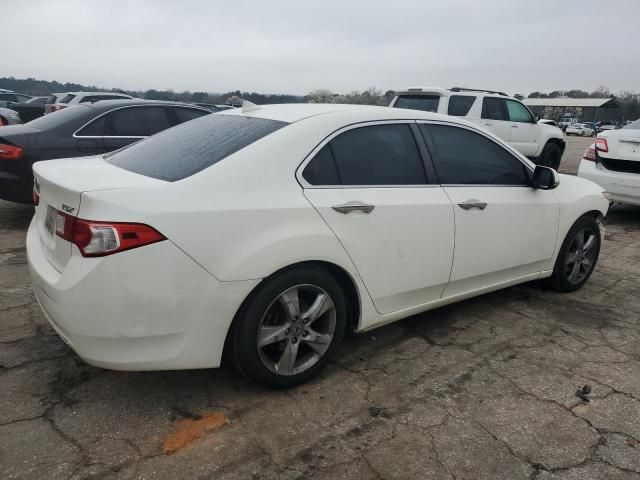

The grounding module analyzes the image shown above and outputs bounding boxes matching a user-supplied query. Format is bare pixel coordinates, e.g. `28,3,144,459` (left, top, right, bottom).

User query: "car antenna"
242,100,260,113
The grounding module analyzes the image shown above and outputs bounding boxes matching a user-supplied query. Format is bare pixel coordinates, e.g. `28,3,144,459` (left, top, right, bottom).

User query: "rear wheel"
538,142,562,170
229,266,347,388
549,215,601,292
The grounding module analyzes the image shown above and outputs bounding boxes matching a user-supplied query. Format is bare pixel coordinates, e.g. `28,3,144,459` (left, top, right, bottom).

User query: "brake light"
0,143,23,160
32,186,39,206
54,211,165,256
595,137,608,153
583,146,597,162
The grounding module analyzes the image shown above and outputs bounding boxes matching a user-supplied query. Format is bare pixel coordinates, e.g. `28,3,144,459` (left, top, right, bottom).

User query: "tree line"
1,77,637,120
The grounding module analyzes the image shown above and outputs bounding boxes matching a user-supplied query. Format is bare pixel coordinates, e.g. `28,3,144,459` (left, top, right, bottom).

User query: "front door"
479,97,512,144
419,122,559,297
300,122,455,316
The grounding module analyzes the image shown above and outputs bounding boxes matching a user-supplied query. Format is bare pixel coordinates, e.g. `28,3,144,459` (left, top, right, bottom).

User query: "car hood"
540,122,564,139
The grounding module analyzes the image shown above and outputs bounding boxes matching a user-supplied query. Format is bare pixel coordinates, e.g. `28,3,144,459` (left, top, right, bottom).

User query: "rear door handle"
511,124,519,128
458,200,487,211
483,122,493,126
332,201,375,214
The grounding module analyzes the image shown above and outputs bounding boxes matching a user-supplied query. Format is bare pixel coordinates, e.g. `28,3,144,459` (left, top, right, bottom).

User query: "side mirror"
533,113,540,122
532,165,560,190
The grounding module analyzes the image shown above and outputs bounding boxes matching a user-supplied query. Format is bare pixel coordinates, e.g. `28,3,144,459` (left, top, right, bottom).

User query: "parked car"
27,104,608,388
559,117,577,130
566,123,595,136
44,93,70,114
596,124,618,133
0,90,32,103
0,107,21,126
390,87,566,169
578,119,640,206
0,99,211,203
46,91,134,113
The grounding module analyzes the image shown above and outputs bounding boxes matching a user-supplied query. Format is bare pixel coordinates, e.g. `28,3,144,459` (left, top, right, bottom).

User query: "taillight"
595,137,608,153
0,143,23,160
55,211,165,257
583,146,597,162
33,186,39,206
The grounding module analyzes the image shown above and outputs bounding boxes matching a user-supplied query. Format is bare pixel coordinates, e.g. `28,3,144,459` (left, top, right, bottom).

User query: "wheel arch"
222,260,363,360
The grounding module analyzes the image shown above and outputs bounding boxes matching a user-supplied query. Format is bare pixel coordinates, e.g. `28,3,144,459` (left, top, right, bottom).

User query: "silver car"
0,107,21,126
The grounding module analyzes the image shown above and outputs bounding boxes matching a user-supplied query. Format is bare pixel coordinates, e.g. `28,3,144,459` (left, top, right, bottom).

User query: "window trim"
481,97,508,122
73,104,210,139
296,120,439,189
417,120,535,188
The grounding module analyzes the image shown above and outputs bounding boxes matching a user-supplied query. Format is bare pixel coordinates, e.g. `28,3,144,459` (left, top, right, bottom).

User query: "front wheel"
538,142,562,170
229,265,347,388
549,215,601,292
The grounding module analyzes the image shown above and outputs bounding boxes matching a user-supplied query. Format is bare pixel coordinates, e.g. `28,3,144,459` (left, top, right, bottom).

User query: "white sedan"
27,104,609,388
566,123,595,136
578,119,640,206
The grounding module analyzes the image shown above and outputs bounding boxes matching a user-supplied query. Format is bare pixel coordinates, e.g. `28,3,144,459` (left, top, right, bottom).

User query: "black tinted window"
421,124,529,185
302,145,341,185
447,95,476,116
174,107,210,123
60,94,76,103
481,98,507,120
106,114,287,181
329,124,427,185
80,95,129,103
76,116,107,136
104,107,172,136
0,94,17,102
394,95,440,112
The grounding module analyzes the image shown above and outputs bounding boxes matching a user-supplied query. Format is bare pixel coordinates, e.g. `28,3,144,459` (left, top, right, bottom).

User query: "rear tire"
549,215,601,292
229,265,347,389
538,142,562,170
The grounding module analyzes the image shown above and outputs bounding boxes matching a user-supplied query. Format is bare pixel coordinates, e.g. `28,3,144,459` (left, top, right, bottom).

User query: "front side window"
421,124,529,185
505,100,534,123
304,124,427,186
173,107,210,123
393,95,440,113
447,95,476,116
103,107,172,137
481,97,507,121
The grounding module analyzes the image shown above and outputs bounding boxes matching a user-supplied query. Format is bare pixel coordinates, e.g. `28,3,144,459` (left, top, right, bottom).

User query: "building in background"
524,97,620,124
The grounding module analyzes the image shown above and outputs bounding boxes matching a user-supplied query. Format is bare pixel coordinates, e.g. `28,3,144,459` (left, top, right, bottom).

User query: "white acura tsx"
27,103,609,388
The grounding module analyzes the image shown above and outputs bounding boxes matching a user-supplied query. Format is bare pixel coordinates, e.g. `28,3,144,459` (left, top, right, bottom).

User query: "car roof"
220,102,472,126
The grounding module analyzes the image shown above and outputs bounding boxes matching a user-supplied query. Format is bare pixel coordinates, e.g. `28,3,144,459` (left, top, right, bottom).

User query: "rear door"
300,121,455,316
505,99,539,156
419,122,558,297
480,97,511,143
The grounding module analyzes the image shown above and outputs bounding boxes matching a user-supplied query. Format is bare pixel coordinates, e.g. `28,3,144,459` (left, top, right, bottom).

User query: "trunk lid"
601,130,640,162
33,156,165,272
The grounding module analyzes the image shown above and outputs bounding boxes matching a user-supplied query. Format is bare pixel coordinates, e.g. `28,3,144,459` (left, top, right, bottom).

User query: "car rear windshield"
624,119,640,130
393,95,440,112
105,114,288,181
25,104,93,129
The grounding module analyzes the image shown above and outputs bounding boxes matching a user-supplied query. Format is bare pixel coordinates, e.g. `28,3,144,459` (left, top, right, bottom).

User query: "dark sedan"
0,99,211,203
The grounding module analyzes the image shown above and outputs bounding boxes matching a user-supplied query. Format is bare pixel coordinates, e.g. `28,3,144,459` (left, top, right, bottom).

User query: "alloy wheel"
256,284,336,376
565,227,598,285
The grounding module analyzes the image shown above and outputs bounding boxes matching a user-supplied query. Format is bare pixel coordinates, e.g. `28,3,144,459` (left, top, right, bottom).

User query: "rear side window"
421,124,529,185
305,124,427,186
173,107,210,123
447,95,476,116
76,116,107,136
393,95,440,113
106,114,288,181
481,98,507,121
60,94,76,103
104,107,172,136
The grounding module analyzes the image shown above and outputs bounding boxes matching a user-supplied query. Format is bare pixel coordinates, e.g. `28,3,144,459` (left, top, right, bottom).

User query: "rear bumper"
27,218,259,370
578,160,640,206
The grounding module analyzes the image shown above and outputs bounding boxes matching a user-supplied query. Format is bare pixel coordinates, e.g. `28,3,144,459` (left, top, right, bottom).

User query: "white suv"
390,87,566,170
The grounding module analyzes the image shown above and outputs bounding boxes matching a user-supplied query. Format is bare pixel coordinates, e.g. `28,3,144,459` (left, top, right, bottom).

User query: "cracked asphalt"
1,136,640,479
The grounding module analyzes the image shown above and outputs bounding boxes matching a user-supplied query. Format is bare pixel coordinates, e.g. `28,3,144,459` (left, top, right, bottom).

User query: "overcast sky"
3,0,638,95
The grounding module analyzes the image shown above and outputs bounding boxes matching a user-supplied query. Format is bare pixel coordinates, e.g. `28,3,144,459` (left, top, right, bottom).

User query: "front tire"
549,215,601,292
538,142,562,170
229,265,347,388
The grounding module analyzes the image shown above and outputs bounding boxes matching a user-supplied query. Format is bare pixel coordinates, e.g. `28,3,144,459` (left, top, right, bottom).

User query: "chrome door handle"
511,124,519,128
483,122,493,126
458,200,487,211
332,201,375,214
